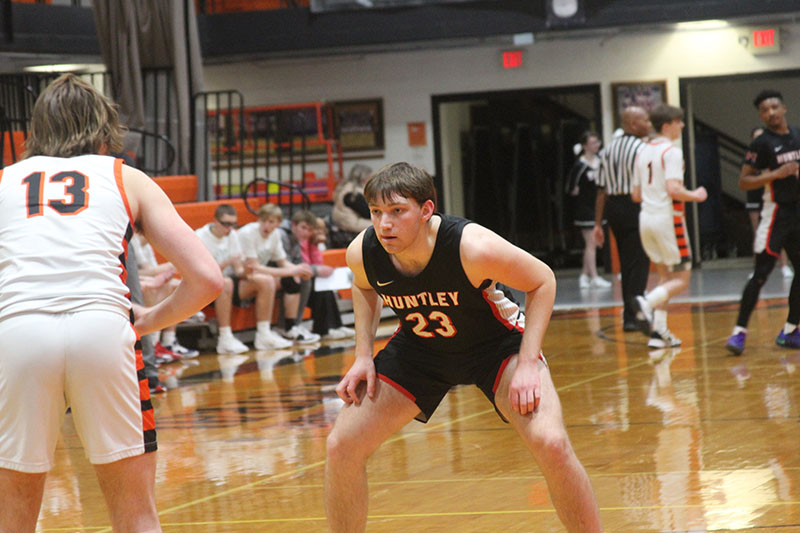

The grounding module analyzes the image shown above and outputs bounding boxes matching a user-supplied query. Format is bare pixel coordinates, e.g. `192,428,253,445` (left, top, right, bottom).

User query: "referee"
592,106,652,331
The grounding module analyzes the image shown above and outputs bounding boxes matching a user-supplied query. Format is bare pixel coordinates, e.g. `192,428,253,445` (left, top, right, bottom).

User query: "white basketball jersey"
634,137,685,216
0,155,133,320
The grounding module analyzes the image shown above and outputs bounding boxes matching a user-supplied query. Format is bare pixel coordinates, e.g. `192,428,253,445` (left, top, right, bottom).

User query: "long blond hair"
25,73,124,158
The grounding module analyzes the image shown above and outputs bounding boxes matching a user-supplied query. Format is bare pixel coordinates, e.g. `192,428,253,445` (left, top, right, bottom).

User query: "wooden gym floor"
35,261,800,532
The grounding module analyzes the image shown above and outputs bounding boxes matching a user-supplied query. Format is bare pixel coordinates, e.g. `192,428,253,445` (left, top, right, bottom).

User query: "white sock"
784,323,797,335
161,330,176,347
219,326,233,339
732,326,747,335
654,309,667,333
256,321,272,335
646,286,670,308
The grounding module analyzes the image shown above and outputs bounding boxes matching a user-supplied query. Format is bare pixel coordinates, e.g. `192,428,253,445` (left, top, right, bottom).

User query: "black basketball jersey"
743,126,800,205
362,213,524,354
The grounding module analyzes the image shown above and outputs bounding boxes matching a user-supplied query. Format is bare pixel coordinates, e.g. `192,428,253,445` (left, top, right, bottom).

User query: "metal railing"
192,91,341,208
0,70,177,175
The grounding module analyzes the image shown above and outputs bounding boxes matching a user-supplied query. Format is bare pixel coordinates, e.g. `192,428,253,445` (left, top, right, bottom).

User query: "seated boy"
238,204,318,345
196,204,290,353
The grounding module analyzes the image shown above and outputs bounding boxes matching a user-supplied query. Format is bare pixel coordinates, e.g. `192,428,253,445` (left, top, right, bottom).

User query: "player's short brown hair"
649,104,684,134
364,162,437,209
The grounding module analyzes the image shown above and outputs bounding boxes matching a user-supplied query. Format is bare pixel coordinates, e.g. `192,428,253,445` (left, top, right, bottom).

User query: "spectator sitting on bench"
330,164,372,248
131,231,201,362
238,203,318,345
195,204,290,353
302,215,355,340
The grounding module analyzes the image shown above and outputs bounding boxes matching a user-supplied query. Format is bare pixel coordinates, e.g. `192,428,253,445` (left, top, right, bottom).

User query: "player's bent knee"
530,432,572,467
326,427,376,463
326,431,360,463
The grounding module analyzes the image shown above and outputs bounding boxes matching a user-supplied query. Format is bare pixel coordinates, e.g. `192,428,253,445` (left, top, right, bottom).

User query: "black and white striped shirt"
597,133,645,195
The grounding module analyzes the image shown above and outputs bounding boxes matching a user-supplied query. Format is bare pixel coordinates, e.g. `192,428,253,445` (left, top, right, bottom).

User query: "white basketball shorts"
0,310,154,473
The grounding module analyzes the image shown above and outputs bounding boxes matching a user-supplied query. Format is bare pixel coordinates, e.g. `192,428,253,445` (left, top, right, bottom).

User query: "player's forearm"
352,285,381,360
738,171,773,190
668,187,700,202
136,265,223,335
519,273,556,364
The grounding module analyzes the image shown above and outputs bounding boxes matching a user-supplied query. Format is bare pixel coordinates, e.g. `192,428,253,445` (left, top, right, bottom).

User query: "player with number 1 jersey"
635,136,691,267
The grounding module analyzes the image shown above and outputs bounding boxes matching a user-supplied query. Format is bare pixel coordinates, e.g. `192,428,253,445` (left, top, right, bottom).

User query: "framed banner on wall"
611,80,667,129
332,98,384,151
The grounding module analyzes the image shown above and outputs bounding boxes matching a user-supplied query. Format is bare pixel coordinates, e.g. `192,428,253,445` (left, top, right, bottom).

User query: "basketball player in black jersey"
324,163,601,532
726,90,800,355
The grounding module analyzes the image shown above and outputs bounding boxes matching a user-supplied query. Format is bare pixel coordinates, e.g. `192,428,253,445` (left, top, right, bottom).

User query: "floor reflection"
36,292,800,531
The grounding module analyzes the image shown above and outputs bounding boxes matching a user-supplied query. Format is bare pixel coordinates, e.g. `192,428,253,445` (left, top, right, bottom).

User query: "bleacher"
155,173,350,342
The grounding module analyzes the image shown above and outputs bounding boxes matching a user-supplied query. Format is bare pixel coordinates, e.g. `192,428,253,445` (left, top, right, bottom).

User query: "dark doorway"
432,84,602,268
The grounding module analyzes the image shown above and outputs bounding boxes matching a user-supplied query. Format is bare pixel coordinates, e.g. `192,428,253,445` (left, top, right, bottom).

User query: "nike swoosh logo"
775,145,783,152
377,280,394,287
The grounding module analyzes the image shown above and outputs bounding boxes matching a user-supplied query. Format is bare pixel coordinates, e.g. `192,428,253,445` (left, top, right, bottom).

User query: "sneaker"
579,274,591,289
648,330,681,348
776,328,800,349
323,327,350,340
166,341,199,359
255,329,292,350
725,331,746,356
216,335,249,354
783,265,794,279
283,325,321,344
336,326,355,337
636,296,654,332
149,380,167,394
323,326,355,340
589,276,612,289
154,342,181,365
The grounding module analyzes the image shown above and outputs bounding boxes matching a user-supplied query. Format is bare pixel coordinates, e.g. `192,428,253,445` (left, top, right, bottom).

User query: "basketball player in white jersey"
632,104,707,348
0,74,223,531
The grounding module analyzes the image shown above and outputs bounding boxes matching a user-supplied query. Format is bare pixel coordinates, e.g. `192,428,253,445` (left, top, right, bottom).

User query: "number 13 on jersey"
23,170,89,217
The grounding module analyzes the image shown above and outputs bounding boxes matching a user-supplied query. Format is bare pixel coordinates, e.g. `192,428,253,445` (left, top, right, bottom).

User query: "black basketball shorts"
374,331,531,423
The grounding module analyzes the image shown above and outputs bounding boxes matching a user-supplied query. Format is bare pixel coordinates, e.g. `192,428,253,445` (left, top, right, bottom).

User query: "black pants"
736,205,800,328
605,195,650,324
308,290,343,335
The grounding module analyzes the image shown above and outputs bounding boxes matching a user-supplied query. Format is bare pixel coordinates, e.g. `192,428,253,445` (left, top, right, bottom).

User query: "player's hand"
509,356,542,416
131,303,156,336
336,357,376,405
694,186,708,202
592,225,604,248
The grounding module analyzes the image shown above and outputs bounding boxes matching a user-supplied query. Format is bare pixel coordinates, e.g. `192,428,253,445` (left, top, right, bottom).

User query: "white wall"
204,20,800,185
692,77,800,146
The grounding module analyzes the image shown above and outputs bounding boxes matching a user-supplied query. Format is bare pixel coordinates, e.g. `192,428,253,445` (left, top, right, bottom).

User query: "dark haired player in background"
726,90,800,355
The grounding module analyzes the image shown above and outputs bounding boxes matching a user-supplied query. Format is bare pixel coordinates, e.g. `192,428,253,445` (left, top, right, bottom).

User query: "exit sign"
741,27,781,55
502,50,523,69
